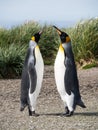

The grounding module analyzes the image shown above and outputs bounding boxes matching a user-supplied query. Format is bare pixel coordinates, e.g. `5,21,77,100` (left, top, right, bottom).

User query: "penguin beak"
53,25,62,35
39,30,43,35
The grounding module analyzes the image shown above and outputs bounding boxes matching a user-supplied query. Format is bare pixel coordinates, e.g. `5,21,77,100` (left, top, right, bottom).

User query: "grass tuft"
0,19,98,78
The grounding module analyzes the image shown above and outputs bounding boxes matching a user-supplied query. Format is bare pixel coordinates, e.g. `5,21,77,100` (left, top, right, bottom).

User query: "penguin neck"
29,40,39,54
29,40,37,48
62,42,74,60
59,43,64,52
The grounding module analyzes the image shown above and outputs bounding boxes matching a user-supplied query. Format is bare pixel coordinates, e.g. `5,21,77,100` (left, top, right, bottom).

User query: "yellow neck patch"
31,36,35,41
66,36,70,43
35,45,39,49
59,43,64,52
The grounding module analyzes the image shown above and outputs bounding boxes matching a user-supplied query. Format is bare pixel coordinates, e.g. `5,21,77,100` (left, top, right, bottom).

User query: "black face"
34,33,40,43
53,26,70,43
60,32,68,43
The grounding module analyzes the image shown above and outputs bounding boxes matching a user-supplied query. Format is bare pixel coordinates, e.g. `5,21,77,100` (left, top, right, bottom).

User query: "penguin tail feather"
77,99,86,108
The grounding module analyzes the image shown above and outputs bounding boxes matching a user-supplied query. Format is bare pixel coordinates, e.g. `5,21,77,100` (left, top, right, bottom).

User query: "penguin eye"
60,34,66,42
61,35,65,39
34,34,40,43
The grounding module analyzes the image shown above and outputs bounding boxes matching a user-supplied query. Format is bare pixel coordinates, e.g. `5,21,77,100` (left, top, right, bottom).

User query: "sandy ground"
0,66,98,130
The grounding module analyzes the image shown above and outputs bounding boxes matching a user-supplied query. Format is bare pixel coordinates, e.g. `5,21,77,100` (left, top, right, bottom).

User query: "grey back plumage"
20,47,37,110
63,43,81,103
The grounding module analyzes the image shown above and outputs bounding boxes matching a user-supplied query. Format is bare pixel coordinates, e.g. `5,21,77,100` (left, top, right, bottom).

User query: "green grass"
0,19,98,78
82,62,98,69
0,44,26,78
66,18,98,62
39,25,59,65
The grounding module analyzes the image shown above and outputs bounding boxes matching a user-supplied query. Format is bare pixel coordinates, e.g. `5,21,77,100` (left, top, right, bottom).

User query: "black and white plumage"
20,31,44,116
53,26,86,116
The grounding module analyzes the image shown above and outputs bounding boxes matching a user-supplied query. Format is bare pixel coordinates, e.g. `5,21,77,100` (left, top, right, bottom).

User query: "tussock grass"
0,19,98,78
66,18,98,62
0,44,26,78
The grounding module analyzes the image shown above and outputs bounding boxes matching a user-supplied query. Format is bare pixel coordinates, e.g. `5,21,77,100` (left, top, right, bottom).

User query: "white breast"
54,45,74,111
35,46,44,92
28,45,44,111
54,48,66,95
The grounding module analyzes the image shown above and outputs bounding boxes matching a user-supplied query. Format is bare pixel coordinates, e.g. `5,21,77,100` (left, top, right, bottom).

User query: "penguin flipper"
64,58,73,95
20,67,29,111
28,62,37,94
64,57,82,97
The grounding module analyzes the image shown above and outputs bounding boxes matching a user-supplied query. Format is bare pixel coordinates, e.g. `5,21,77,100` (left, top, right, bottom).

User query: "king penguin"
20,31,44,116
53,26,86,116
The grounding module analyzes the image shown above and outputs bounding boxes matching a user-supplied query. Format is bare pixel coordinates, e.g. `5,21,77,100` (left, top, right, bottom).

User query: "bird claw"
29,110,39,116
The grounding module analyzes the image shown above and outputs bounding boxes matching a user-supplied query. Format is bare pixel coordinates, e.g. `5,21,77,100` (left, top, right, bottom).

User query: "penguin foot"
29,110,39,117
59,106,74,117
65,111,74,117
20,107,24,111
65,106,69,115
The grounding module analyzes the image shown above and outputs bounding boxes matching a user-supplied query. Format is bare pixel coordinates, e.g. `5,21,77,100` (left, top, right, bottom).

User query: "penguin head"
31,31,43,43
53,25,71,43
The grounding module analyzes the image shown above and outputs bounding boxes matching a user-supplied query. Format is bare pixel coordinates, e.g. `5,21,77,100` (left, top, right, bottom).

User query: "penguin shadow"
38,112,98,117
74,112,98,117
39,112,64,116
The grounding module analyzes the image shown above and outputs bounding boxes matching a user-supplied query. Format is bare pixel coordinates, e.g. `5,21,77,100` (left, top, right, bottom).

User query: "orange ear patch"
66,36,70,43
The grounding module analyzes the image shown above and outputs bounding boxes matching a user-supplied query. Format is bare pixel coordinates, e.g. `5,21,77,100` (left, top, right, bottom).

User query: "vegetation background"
0,18,98,78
